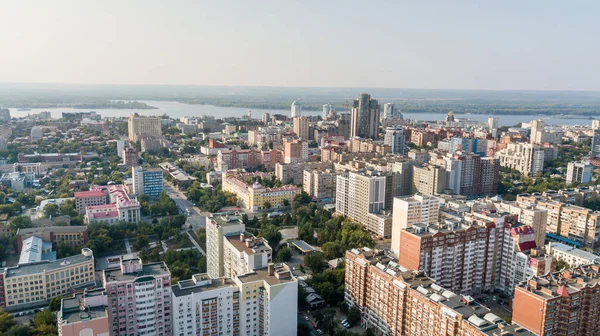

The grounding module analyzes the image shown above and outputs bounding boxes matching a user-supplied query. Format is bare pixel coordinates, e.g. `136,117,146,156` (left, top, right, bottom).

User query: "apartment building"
293,116,309,141
132,166,164,197
84,185,141,225
221,171,300,211
336,171,392,238
128,113,162,142
223,232,272,279
283,139,308,164
345,248,533,336
391,195,440,255
122,146,139,168
102,257,172,336
383,127,406,154
566,161,593,185
496,201,548,247
58,289,110,336
2,248,95,310
173,264,297,336
16,226,88,252
206,214,245,278
275,161,332,185
512,264,600,336
217,149,261,171
495,142,545,176
412,164,448,195
545,242,600,267
303,169,336,200
74,190,107,214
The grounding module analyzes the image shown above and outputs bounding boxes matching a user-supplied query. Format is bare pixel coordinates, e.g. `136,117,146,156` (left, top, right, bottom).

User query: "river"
6,100,599,127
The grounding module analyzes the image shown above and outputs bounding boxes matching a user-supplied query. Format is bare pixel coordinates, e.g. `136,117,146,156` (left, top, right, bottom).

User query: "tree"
263,201,272,210
59,200,78,217
33,310,55,327
347,306,361,326
49,297,63,311
313,309,336,335
134,234,149,251
0,309,16,333
260,224,282,248
43,203,60,218
304,251,326,273
57,240,78,258
275,246,292,262
6,325,31,336
9,216,32,231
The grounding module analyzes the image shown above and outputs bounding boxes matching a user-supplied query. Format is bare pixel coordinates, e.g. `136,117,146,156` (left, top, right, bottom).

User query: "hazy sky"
1,1,599,90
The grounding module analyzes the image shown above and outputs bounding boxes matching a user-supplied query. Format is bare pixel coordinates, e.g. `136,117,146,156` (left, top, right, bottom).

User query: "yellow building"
222,171,300,211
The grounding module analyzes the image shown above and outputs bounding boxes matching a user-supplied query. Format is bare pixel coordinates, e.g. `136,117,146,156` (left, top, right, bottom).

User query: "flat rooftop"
171,275,237,297
226,234,270,255
237,265,295,286
104,261,170,282
6,252,93,278
59,291,108,324
17,225,87,235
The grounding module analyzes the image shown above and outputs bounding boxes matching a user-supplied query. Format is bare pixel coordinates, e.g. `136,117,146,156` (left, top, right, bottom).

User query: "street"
163,183,209,231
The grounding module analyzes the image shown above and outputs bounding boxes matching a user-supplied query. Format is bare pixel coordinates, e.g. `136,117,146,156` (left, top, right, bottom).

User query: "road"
163,183,209,231
185,231,206,255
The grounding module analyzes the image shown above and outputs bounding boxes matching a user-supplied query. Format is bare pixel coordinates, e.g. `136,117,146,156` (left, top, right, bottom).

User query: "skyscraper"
290,101,301,118
322,103,334,118
383,127,406,154
382,103,395,120
592,120,600,156
293,116,309,141
488,117,499,131
127,113,162,142
530,119,545,144
350,93,380,139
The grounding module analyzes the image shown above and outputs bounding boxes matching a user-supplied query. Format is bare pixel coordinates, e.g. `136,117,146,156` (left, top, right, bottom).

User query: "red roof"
518,241,537,252
556,285,569,297
75,190,106,198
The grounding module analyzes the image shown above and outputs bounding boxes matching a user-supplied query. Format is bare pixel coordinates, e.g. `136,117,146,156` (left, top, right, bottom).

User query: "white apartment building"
103,257,172,336
391,194,440,255
172,264,297,336
545,242,600,267
223,232,272,279
566,161,593,185
495,142,545,176
336,171,391,238
206,214,245,278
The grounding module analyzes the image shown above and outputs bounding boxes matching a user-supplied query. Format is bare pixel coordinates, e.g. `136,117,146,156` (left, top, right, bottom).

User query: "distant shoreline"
10,101,158,110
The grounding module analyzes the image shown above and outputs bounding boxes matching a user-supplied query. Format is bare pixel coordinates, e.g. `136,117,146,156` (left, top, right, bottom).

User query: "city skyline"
1,1,599,91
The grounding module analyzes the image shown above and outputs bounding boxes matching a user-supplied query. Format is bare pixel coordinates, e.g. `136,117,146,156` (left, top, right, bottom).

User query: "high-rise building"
530,119,545,144
103,257,172,336
566,161,593,185
293,116,309,141
0,108,10,121
412,164,449,195
322,103,334,118
592,128,600,156
497,202,548,248
383,127,406,154
487,116,499,131
262,112,270,125
206,214,245,278
173,264,297,336
127,113,162,142
382,103,396,120
336,171,392,238
350,93,380,139
58,289,110,336
303,169,336,200
222,231,272,279
122,146,139,168
132,166,164,197
391,195,440,255
592,119,600,130
290,101,301,118
345,248,533,336
116,140,126,158
283,139,308,163
495,143,545,176
512,264,600,336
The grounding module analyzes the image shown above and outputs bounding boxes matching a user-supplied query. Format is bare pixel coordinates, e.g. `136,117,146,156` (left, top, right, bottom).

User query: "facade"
283,139,308,164
75,190,107,214
132,166,164,197
566,161,593,185
495,142,545,176
221,171,301,211
336,171,392,238
322,103,334,118
350,93,380,139
206,214,246,278
545,242,600,267
2,248,95,310
275,161,332,185
128,113,162,142
412,164,448,195
391,194,440,255
217,149,261,171
83,185,141,225
293,116,309,141
303,169,336,200
122,147,139,168
173,265,297,336
592,128,600,156
58,289,110,336
102,257,172,336
512,264,600,336
345,248,533,336
290,101,301,118
383,127,406,154
530,119,545,145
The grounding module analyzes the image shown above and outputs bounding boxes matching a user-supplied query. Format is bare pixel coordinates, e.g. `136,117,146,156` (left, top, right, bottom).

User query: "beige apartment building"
293,116,309,141
303,169,336,200
127,113,162,142
391,194,440,255
412,164,448,195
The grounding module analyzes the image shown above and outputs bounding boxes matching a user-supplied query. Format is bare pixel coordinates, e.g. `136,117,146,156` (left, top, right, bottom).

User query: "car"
317,329,324,335
341,319,347,324
492,296,497,301
303,315,309,321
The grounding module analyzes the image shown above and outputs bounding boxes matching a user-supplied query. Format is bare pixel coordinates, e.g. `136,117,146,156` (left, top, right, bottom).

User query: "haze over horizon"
1,1,599,91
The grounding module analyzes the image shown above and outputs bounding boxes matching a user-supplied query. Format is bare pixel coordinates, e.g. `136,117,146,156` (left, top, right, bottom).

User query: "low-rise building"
545,241,600,267
222,171,300,211
16,226,88,253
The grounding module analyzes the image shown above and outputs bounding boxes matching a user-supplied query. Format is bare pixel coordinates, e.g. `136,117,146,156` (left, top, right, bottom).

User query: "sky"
0,1,599,91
